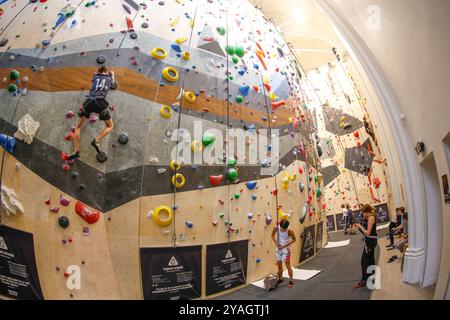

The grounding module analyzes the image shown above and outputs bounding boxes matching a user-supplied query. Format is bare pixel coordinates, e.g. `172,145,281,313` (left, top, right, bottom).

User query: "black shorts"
79,98,111,121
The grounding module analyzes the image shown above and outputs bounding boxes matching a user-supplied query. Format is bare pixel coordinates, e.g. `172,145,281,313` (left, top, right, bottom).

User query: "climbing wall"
0,0,326,299
301,62,393,230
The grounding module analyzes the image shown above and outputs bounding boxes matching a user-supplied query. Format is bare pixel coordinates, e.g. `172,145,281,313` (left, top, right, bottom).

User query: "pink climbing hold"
50,207,60,213
60,195,70,207
66,111,75,119
122,3,131,14
75,201,100,224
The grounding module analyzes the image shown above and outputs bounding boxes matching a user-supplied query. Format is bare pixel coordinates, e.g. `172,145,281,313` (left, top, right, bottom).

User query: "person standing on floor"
342,204,349,234
347,204,355,234
353,204,378,289
271,219,297,288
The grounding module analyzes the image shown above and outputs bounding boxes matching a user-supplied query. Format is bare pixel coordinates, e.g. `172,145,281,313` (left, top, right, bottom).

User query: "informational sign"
206,240,248,296
375,203,390,223
326,215,336,232
353,210,362,224
0,225,43,300
140,245,202,300
335,213,346,230
316,221,324,252
299,225,315,263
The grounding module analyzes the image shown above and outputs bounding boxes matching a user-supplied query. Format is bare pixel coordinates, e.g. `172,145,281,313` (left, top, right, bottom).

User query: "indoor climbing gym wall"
0,0,327,299
300,59,394,233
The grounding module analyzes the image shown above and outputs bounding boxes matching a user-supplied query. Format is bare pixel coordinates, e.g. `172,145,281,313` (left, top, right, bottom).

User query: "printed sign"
140,245,202,300
300,225,315,262
375,203,390,223
206,240,248,296
0,225,43,300
316,221,324,252
326,215,336,232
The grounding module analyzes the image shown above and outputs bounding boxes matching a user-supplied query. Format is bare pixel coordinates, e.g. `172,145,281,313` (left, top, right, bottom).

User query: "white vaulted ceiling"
248,0,343,70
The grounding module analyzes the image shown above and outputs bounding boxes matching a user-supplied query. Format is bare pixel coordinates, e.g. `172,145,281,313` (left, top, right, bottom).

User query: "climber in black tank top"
353,204,378,289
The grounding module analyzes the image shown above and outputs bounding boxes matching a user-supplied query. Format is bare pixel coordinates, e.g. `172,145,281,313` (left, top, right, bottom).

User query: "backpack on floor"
263,274,279,292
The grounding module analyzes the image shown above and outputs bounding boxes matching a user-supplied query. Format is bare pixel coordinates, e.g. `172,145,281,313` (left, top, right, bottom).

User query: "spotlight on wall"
415,141,425,155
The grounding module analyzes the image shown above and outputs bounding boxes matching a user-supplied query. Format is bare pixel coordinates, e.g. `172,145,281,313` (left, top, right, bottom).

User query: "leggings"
388,221,397,245
361,243,376,282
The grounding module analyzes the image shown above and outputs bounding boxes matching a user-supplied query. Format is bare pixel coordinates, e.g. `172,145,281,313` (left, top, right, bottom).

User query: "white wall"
318,0,450,299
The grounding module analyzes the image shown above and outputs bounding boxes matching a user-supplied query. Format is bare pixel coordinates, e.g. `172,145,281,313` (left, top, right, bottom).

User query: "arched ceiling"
248,0,344,70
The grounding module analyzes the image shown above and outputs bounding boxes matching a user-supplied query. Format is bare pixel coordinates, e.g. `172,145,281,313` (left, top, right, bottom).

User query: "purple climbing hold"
122,3,132,14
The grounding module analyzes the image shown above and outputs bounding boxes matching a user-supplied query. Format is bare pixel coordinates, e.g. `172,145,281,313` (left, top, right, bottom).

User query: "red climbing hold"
61,151,70,161
253,85,259,92
271,100,286,110
264,83,271,92
126,17,134,30
75,201,100,224
209,175,223,186
272,189,278,196
353,131,359,138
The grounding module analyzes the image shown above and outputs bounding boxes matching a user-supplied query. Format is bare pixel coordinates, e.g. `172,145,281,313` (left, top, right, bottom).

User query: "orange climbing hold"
75,201,100,224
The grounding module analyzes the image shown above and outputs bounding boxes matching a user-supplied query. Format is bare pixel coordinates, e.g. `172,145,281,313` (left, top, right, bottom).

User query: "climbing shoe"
288,280,294,288
354,281,366,289
277,278,284,284
91,139,101,154
67,151,80,161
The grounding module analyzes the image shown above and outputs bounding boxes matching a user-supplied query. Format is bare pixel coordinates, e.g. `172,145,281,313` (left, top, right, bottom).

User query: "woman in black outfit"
353,204,377,288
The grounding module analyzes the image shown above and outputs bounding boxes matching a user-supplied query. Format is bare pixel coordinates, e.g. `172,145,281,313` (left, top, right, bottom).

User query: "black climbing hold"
79,184,85,190
97,152,108,163
159,1,165,5
97,55,106,64
118,133,129,145
30,0,39,3
58,216,70,229
110,81,118,90
130,32,138,39
0,38,8,47
141,22,149,28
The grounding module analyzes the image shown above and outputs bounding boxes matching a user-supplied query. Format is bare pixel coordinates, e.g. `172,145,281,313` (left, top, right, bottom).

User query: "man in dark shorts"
68,66,115,160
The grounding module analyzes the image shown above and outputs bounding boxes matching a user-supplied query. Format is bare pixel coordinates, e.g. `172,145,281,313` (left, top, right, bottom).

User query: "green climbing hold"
225,45,235,56
316,188,322,198
235,46,245,57
236,95,244,103
314,175,318,182
227,75,234,81
216,27,226,35
227,168,238,181
227,157,237,167
7,84,17,93
202,133,215,147
10,70,20,81
234,193,240,199
231,56,239,64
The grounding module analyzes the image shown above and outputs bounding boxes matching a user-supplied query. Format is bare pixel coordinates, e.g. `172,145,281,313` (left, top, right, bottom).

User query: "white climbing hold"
0,185,24,216
149,157,159,164
147,210,153,219
14,114,40,145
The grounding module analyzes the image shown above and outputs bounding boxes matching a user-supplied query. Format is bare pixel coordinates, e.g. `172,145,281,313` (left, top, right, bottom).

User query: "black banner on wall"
335,213,346,230
353,210,362,223
316,221,324,252
375,203,390,223
0,225,43,300
300,225,315,263
206,240,248,296
140,245,202,300
326,215,336,232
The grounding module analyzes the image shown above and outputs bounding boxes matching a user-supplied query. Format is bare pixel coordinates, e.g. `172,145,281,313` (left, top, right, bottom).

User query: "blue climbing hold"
171,44,182,52
246,181,257,190
238,70,245,76
239,85,250,96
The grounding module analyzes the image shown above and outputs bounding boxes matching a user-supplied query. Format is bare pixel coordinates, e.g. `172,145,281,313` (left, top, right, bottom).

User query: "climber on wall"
271,220,297,289
68,66,115,160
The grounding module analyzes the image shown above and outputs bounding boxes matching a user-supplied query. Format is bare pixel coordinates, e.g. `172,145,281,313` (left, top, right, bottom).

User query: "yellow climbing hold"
176,37,188,44
184,91,196,103
172,173,185,189
181,51,191,61
162,67,179,82
160,105,172,118
191,140,203,153
153,205,174,227
170,160,181,171
151,47,167,60
169,16,180,27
